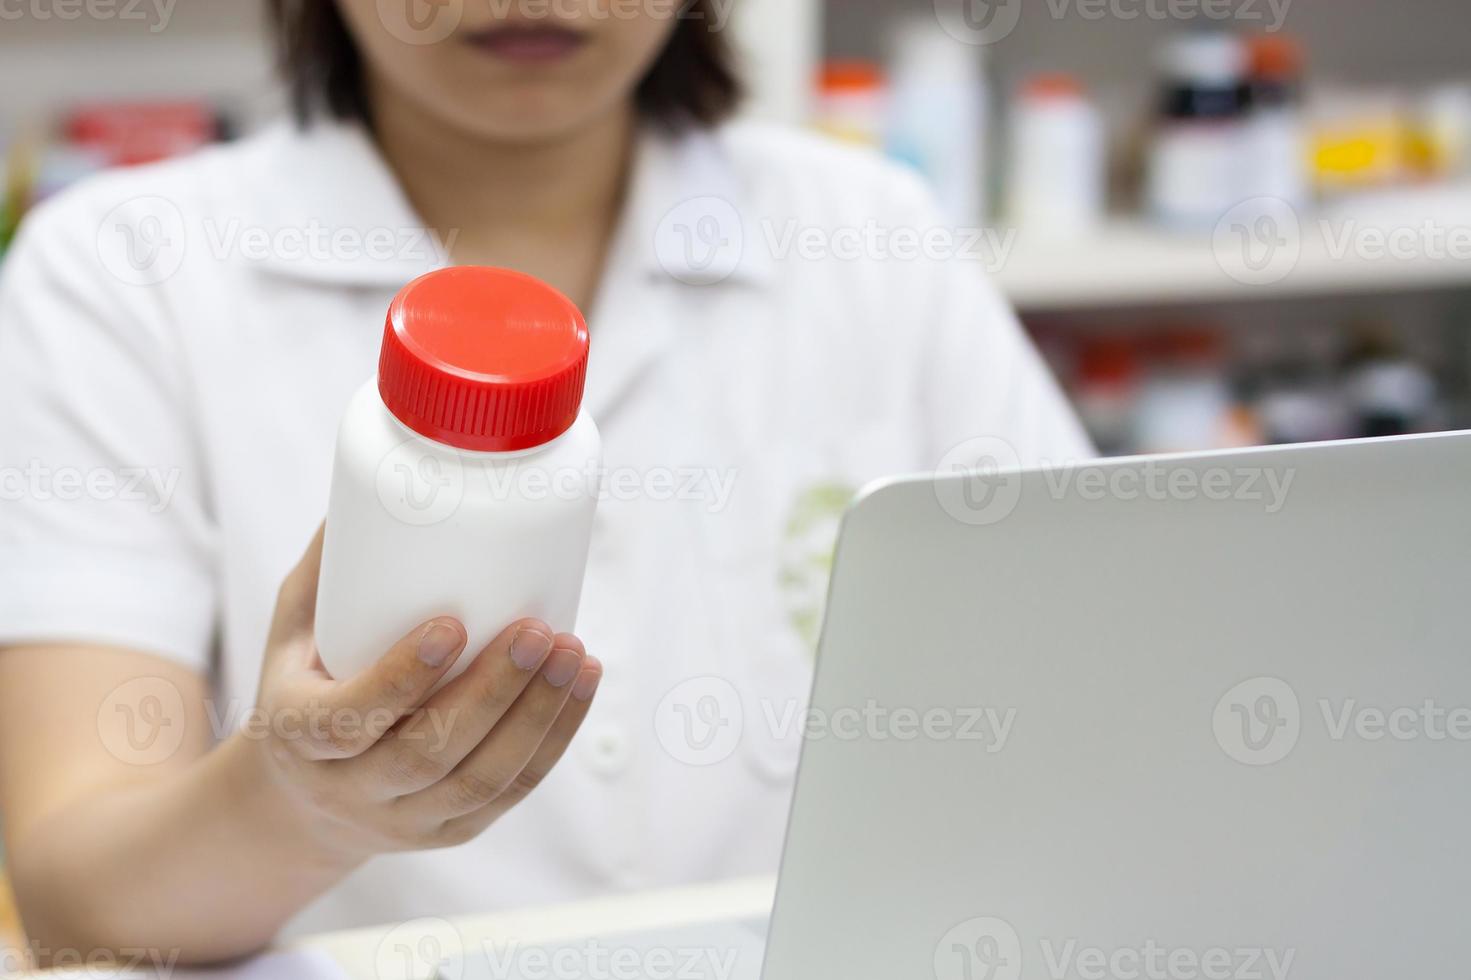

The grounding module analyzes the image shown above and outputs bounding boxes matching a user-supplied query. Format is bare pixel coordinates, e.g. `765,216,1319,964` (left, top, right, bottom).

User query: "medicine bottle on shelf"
1146,32,1251,229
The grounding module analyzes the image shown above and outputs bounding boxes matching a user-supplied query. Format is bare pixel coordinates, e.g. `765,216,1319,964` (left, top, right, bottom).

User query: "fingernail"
418,623,463,667
571,667,602,702
509,628,553,671
542,648,582,688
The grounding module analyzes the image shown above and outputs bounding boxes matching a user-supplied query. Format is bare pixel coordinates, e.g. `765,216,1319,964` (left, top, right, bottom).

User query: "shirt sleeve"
886,174,1096,469
921,258,1096,469
0,188,217,672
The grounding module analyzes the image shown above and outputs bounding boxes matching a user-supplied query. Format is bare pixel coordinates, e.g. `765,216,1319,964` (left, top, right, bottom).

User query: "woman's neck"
369,84,636,308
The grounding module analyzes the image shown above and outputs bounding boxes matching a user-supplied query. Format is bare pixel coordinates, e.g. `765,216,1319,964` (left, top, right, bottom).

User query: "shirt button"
584,724,632,778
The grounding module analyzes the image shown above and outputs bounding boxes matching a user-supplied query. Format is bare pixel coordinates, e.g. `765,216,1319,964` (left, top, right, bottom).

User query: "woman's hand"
251,527,603,864
0,525,602,964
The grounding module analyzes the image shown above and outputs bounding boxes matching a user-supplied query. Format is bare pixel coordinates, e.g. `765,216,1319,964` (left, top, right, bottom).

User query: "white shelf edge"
997,208,1471,312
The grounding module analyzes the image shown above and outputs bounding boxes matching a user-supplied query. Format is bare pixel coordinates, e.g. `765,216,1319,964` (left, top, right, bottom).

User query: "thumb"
267,521,326,653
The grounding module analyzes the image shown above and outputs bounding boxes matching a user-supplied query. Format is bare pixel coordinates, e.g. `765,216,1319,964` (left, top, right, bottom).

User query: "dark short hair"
265,1,743,130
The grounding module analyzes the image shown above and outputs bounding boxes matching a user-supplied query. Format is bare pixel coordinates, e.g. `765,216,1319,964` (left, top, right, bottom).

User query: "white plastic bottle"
1243,34,1308,211
315,266,601,684
1005,74,1107,240
885,15,989,227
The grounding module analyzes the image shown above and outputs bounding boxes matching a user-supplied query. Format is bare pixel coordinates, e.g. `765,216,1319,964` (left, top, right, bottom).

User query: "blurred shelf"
998,189,1471,312
0,35,277,126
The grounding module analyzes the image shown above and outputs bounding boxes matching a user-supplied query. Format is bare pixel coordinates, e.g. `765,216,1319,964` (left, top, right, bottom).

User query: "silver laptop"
476,431,1471,980
766,429,1471,979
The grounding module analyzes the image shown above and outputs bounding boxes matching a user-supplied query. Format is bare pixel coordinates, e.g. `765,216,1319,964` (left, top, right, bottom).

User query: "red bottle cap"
378,267,590,453
1022,73,1087,102
1248,34,1303,83
819,60,885,94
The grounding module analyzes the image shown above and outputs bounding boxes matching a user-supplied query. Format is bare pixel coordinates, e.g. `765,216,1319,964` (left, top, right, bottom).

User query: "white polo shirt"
0,118,1091,934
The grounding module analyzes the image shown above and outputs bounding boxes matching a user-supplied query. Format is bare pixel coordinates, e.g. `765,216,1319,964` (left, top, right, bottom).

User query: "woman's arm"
0,530,603,966
0,647,353,962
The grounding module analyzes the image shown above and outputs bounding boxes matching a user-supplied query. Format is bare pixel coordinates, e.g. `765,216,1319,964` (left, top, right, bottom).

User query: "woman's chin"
443,95,621,146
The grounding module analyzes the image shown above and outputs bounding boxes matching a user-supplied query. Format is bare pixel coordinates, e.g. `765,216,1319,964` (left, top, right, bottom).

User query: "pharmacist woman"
0,0,1091,964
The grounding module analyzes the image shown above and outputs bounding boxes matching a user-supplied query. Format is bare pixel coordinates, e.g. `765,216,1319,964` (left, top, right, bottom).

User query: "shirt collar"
247,118,774,290
245,120,443,287
611,122,776,289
